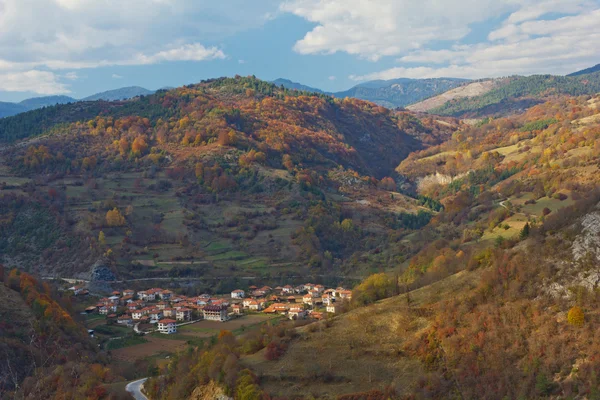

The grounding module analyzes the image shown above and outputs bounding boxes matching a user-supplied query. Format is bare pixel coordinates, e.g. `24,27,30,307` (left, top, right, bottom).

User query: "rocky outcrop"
89,259,116,281
189,381,231,400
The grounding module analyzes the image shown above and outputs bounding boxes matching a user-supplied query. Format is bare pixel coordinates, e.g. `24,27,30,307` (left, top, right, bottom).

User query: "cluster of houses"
81,282,352,335
229,283,351,320
86,288,232,334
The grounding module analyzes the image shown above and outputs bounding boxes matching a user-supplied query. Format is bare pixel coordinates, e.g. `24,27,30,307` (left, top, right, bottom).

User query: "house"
287,296,297,303
327,304,340,314
123,289,135,297
85,306,97,314
148,309,164,321
314,284,325,294
242,299,254,308
203,305,229,322
339,290,353,300
163,308,175,317
138,291,156,301
159,290,173,300
117,315,133,325
304,283,315,292
303,294,314,305
99,304,117,315
158,319,177,334
322,293,334,305
248,300,262,311
111,291,120,296
156,302,168,310
232,304,242,315
231,289,245,299
70,285,85,295
282,285,294,294
288,307,307,320
108,295,120,304
176,308,192,321
132,310,145,320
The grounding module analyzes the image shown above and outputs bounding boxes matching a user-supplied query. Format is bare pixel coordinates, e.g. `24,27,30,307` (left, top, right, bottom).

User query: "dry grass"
242,270,479,398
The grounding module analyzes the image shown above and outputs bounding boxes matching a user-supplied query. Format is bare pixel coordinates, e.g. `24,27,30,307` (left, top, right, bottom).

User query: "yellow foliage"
567,306,584,326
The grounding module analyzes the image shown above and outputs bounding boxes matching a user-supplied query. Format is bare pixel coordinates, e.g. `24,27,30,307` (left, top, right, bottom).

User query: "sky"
0,0,599,102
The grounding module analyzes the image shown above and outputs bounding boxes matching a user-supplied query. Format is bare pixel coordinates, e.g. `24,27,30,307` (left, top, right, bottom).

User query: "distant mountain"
0,102,28,118
0,87,154,119
568,64,600,76
333,78,470,108
81,86,154,101
272,78,324,94
19,95,76,109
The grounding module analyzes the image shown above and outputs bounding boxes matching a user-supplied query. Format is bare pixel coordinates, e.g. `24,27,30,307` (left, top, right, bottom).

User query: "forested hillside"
0,76,456,281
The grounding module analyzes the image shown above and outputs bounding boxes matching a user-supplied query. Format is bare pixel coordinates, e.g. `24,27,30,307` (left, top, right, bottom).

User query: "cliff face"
189,381,231,400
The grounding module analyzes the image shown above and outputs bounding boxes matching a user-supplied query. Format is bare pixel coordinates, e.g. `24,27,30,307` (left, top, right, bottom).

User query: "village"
72,283,352,336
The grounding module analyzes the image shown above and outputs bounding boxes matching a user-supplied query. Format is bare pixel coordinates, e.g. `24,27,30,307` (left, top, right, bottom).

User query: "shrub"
567,306,584,326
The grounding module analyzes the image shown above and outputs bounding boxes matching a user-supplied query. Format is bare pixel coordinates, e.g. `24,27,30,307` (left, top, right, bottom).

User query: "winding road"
126,378,148,400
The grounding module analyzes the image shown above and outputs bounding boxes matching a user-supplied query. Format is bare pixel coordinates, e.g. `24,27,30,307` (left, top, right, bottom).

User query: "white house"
231,289,245,299
69,285,85,295
288,307,307,320
281,285,294,294
157,319,177,334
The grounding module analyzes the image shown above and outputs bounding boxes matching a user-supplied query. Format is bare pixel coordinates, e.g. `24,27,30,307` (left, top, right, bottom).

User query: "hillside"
334,78,469,108
0,76,456,282
406,79,503,113
428,73,600,118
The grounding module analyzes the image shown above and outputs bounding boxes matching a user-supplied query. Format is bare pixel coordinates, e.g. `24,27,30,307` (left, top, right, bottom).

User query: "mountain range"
0,86,155,118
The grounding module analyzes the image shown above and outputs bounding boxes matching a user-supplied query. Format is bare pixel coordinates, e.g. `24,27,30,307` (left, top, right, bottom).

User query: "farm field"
111,335,188,362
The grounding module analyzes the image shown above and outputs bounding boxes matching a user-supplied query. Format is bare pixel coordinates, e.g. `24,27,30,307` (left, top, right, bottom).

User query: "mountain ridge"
0,86,155,119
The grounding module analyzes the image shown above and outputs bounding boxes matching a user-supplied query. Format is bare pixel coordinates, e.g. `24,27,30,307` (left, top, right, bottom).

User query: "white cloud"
238,59,246,64
327,1,600,81
282,0,600,80
64,71,78,80
280,0,519,61
133,44,225,64
0,0,279,94
0,70,70,94
112,74,123,79
328,75,336,80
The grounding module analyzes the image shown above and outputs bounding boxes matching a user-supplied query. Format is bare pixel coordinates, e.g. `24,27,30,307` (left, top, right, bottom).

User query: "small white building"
157,319,177,334
231,289,245,299
327,304,340,314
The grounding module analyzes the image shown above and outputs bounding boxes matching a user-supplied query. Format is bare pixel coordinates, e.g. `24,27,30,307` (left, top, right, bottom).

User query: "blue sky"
0,0,599,102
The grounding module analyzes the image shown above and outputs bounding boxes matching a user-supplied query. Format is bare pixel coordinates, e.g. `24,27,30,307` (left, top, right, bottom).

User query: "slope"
406,79,503,112
429,72,600,118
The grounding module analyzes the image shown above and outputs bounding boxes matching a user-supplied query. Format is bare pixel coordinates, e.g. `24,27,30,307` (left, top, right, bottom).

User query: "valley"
2,76,600,400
